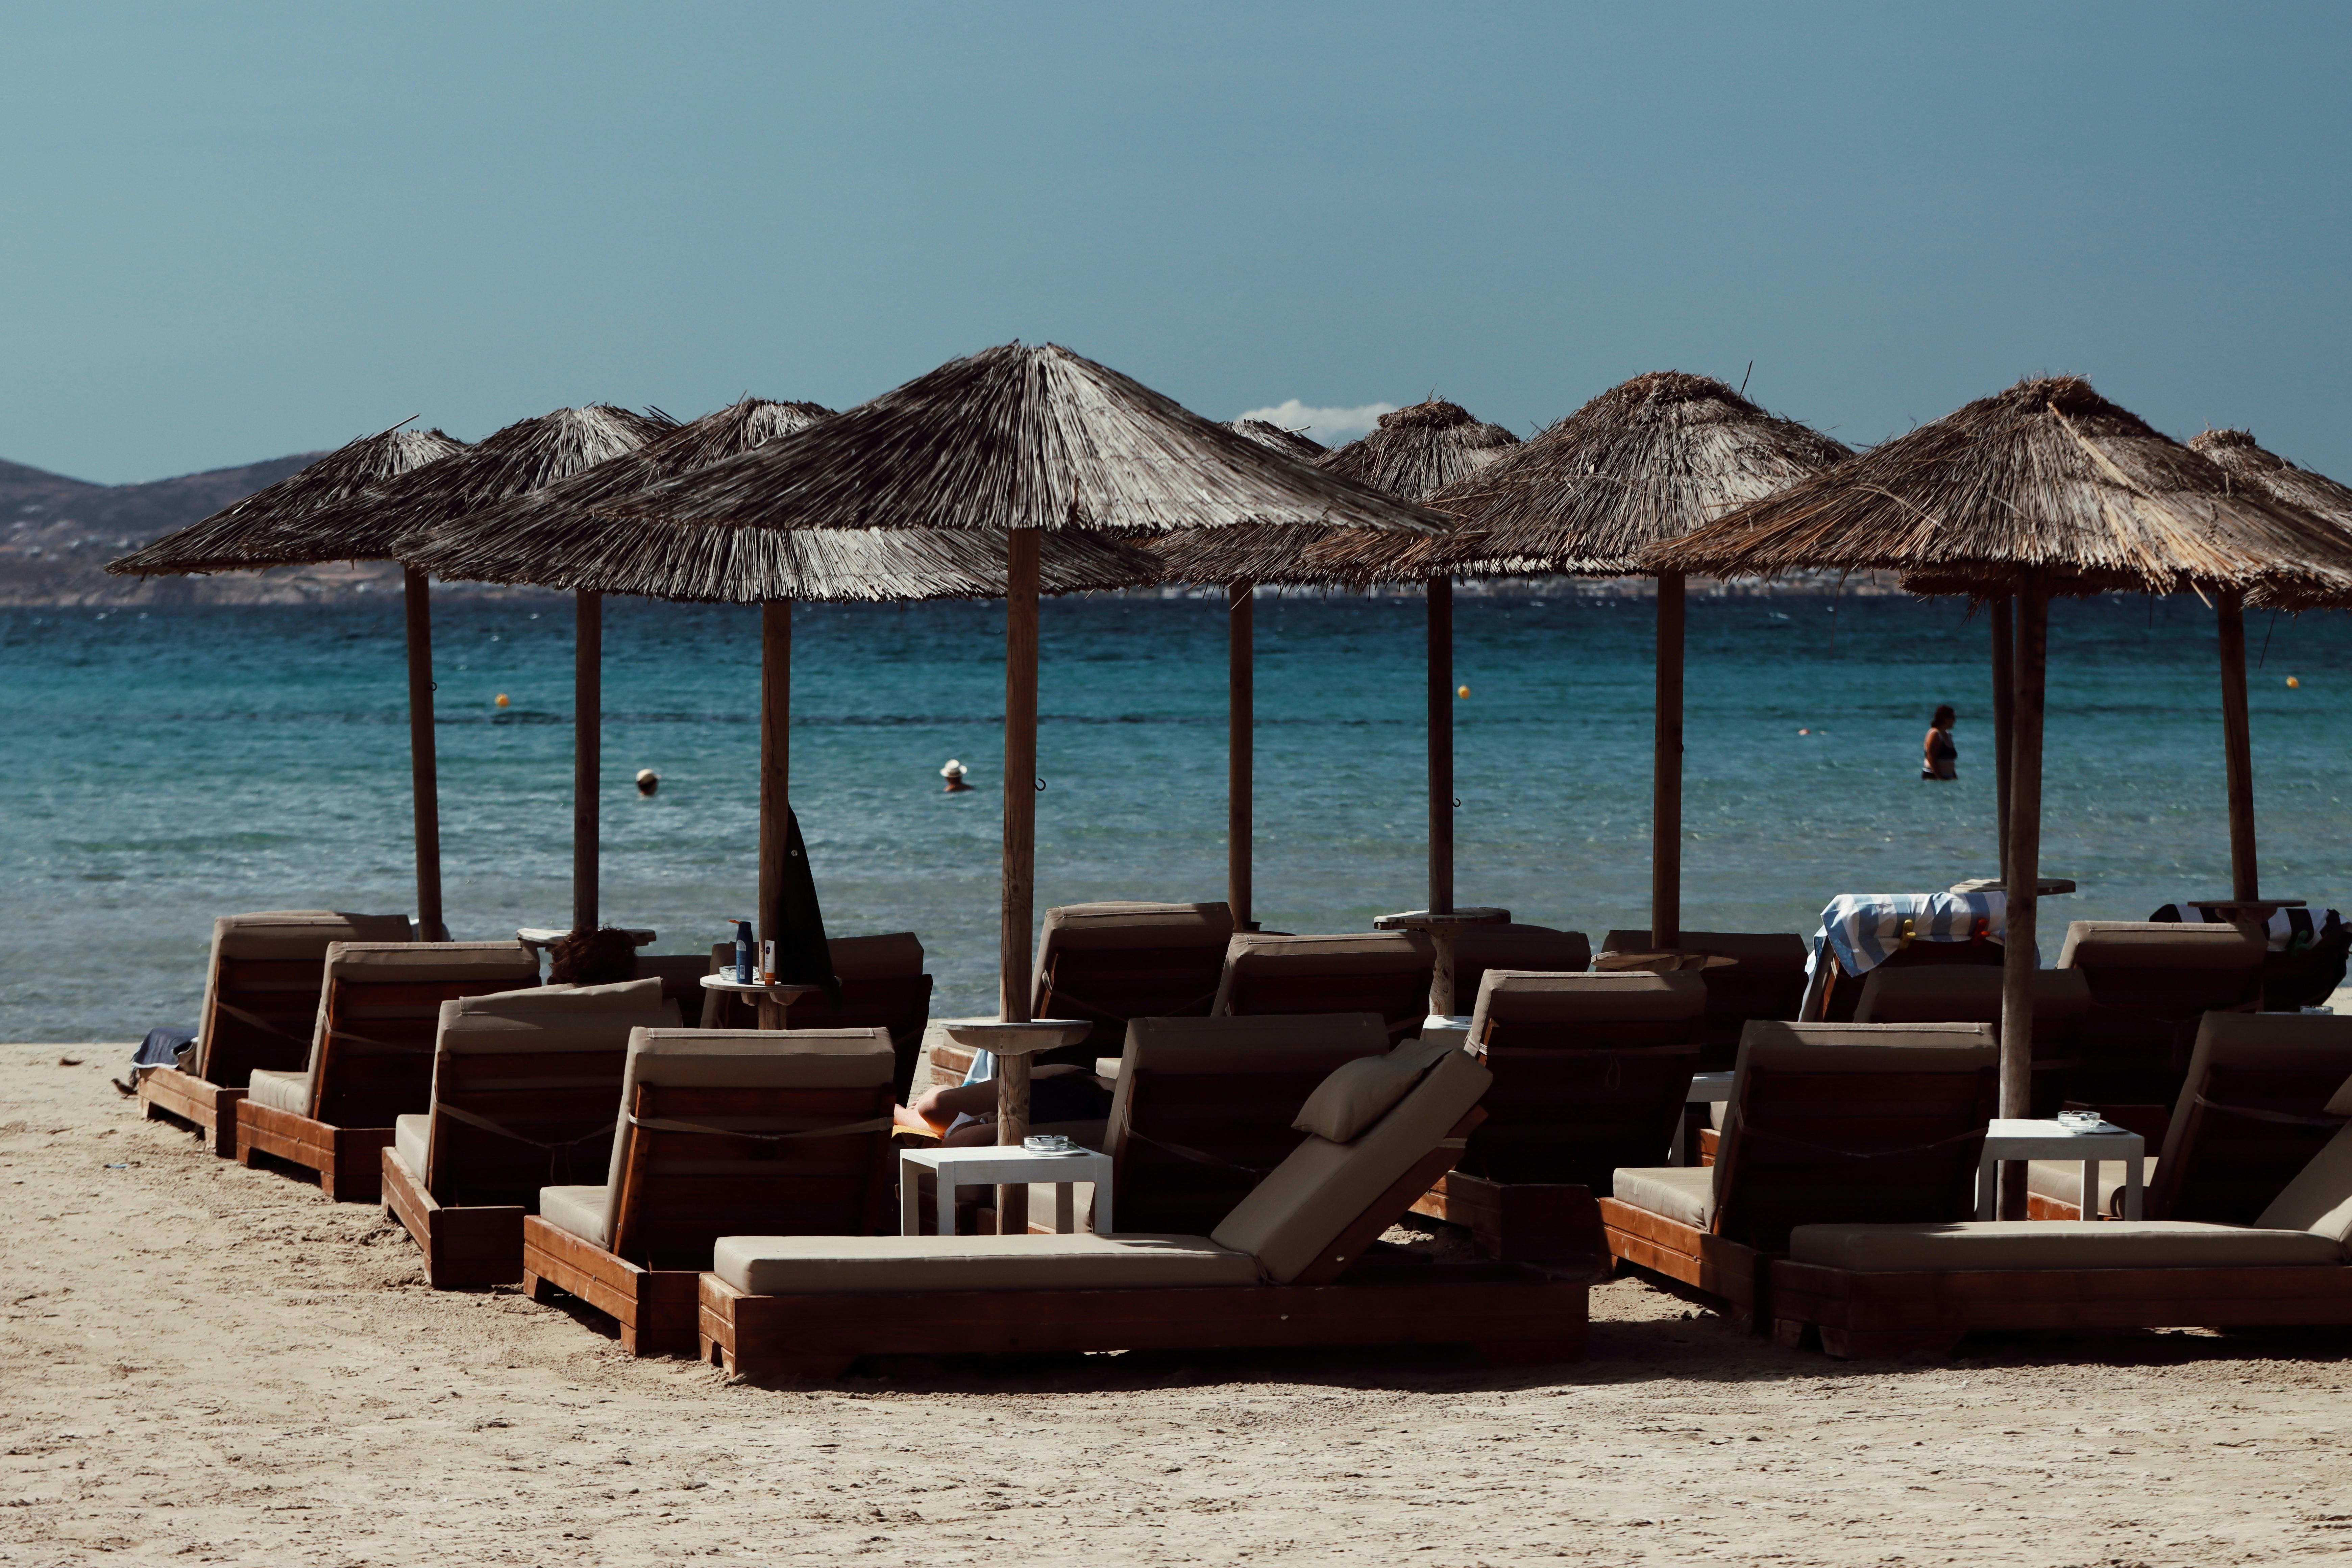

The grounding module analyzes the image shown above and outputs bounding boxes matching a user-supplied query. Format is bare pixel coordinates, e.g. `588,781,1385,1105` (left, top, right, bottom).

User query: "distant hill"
0,450,419,605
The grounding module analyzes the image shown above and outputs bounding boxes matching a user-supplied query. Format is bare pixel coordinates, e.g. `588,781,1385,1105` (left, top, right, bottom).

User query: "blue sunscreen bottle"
734,920,756,985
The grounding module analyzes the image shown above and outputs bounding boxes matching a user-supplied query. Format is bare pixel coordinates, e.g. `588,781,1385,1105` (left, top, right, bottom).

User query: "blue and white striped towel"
1800,891,2022,1019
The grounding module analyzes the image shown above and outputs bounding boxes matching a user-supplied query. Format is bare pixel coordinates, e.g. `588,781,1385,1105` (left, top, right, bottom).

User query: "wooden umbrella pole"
1998,574,2049,1219
572,590,602,933
998,532,1041,1233
2216,589,2259,901
402,566,447,942
1990,594,2015,884
1427,575,1455,915
1228,579,1255,931
1651,571,1685,950
757,600,791,972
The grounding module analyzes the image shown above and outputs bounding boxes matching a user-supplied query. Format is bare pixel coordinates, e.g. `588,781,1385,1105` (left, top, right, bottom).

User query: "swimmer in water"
635,768,660,797
940,759,974,793
1921,704,1958,781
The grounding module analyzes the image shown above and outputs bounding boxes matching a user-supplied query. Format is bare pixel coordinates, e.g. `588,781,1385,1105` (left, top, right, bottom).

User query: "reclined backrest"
1454,924,1591,1010
1853,967,2090,1101
1603,930,1808,1067
1711,1021,1998,1251
196,910,414,1087
2255,1074,2352,1250
423,978,679,1206
2150,1011,2352,1224
1033,903,1235,1047
306,941,542,1125
2059,921,2266,1016
1211,1040,1495,1283
700,934,934,1097
1461,971,1705,1190
1213,931,1436,1044
599,1027,898,1268
1104,1012,1389,1235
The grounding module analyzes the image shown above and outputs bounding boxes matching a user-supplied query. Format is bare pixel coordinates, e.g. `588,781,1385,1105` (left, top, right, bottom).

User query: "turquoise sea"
4,591,2348,1043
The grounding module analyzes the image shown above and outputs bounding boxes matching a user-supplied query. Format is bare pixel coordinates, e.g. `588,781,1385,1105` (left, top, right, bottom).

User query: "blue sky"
3,2,2347,484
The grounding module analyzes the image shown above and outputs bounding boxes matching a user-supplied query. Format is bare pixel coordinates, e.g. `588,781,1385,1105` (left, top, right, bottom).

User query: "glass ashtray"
2055,1111,2110,1133
1023,1134,1086,1155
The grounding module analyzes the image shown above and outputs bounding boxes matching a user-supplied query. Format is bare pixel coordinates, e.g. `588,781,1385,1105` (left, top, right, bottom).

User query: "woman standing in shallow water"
1921,704,1958,780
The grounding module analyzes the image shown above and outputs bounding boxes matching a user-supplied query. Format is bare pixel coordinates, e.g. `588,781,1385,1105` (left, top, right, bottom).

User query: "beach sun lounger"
523,1027,898,1355
1414,972,1705,1265
695,1037,1588,1377
1213,931,1437,1045
2059,920,2266,1129
234,941,540,1201
1766,1070,2352,1358
2026,1010,2352,1221
1602,930,1808,1070
1451,924,1592,1014
1600,1021,1999,1325
1029,902,1236,1063
1854,966,2091,1118
1102,1012,1389,1235
381,978,680,1288
700,933,934,1097
139,910,414,1157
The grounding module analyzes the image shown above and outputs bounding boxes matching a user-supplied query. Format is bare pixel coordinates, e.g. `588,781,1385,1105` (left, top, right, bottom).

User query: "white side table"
900,1145,1113,1238
1977,1117,2145,1220
1668,1071,1737,1163
697,972,822,1030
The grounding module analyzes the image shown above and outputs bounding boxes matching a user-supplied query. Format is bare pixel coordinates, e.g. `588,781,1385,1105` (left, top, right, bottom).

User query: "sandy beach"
1,1042,2346,1566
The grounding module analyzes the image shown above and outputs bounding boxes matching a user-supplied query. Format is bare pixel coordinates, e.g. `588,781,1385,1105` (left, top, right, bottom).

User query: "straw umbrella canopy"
281,403,675,940
401,399,831,936
403,395,1162,999
1312,371,1853,953
107,422,470,936
2186,427,2352,900
605,342,1440,1183
1646,374,2352,1158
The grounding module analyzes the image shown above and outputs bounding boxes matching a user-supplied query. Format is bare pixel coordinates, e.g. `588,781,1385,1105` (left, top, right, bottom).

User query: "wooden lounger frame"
383,1140,528,1289
1768,1258,2352,1359
139,949,349,1157
1411,1172,1607,1268
697,1107,1591,1378
139,1068,246,1158
523,1074,897,1356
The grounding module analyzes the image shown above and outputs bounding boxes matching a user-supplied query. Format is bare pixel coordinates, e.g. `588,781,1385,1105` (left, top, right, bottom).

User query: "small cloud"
1237,399,1397,443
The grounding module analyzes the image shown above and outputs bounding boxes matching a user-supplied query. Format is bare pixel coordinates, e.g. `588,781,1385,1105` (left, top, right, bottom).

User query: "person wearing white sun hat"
940,759,974,793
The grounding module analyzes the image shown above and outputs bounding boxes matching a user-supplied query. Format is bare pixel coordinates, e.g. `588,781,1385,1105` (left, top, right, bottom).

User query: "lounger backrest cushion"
1105,1012,1388,1235
1602,929,1810,1067
1462,972,1705,1190
1211,1042,1492,1283
1213,932,1436,1044
699,934,934,1095
598,1026,898,1262
1853,967,2090,1072
423,978,678,1202
2151,1011,2352,1224
196,909,415,1085
1033,902,1235,1040
2059,922,2265,1012
2255,1074,2352,1247
303,940,540,1124
1711,1021,1998,1250
1453,924,1591,1005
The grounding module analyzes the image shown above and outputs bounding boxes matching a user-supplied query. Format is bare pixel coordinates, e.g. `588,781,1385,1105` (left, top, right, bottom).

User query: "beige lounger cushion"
1291,1038,1454,1143
1468,970,1707,1033
323,940,538,984
1611,1166,1716,1229
1603,930,1809,973
2027,1158,2153,1217
1211,931,1433,1015
1210,1043,1491,1283
213,910,413,962
245,1069,311,1115
1118,1012,1389,1077
2057,921,2266,970
1853,966,2090,1024
435,978,677,1054
538,1185,612,1247
711,1232,1257,1296
2257,1078,2352,1244
393,1114,430,1178
1789,1220,2346,1273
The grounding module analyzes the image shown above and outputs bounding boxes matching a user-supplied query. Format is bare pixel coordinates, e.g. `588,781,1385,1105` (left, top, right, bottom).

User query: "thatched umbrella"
1315,371,1852,952
607,343,1438,1199
1206,417,1331,929
107,421,470,936
2187,428,2352,903
287,403,675,936
1647,376,2352,1161
1315,401,1517,927
402,400,828,933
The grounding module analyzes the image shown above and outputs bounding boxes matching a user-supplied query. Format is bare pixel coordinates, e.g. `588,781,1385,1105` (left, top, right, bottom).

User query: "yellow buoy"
495,693,511,708
1457,684,1469,699
2287,676,2301,689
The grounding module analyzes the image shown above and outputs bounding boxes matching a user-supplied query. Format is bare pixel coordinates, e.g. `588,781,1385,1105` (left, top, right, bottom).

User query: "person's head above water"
940,758,973,792
1932,704,1956,730
635,768,660,797
548,926,639,986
